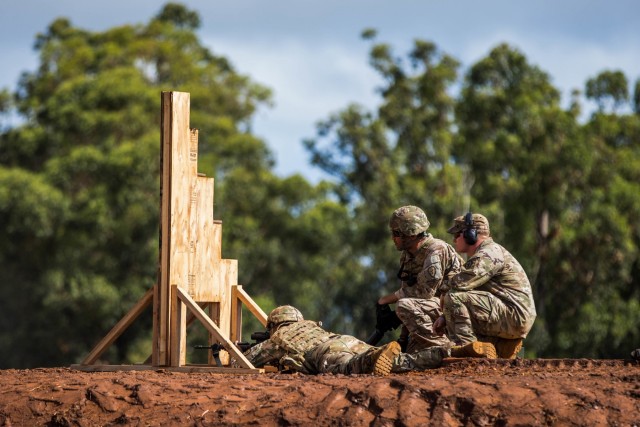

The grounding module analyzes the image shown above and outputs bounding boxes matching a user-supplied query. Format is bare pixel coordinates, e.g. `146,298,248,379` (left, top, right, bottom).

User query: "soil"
1,358,638,426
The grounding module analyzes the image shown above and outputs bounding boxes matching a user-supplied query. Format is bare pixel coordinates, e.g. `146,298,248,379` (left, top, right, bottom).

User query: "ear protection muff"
463,212,478,245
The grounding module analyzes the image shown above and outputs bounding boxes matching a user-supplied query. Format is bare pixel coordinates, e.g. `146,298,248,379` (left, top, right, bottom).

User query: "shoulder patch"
427,265,437,278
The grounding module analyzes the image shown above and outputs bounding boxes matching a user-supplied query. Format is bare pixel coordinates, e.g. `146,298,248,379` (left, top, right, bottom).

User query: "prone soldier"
243,305,496,375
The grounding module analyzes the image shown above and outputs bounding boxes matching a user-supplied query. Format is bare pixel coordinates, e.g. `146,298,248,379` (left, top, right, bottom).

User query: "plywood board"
217,259,237,337
159,91,192,365
190,176,218,301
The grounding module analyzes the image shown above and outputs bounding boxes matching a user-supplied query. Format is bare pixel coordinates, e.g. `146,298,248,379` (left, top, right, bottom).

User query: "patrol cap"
447,213,490,236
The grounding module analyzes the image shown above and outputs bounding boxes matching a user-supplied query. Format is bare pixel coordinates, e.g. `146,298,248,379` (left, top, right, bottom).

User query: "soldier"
377,206,464,353
244,305,401,375
434,212,537,359
245,306,497,375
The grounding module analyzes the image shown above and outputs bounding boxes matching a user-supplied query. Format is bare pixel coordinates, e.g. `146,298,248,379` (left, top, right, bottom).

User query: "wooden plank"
159,91,192,365
159,91,172,365
211,220,222,262
81,287,154,365
189,128,199,179
168,92,192,293
207,303,222,365
144,301,208,366
186,302,209,326
170,286,187,367
191,176,217,301
218,259,237,338
233,284,268,327
175,286,254,369
70,364,264,374
186,131,200,298
206,303,229,365
230,285,242,342
151,284,159,365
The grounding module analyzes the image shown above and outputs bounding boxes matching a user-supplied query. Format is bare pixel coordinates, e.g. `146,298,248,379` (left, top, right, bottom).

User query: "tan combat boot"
369,341,402,375
450,341,497,359
494,338,523,359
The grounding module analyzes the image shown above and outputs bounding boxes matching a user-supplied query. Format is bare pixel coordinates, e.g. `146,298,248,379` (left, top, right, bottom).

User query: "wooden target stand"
71,91,267,373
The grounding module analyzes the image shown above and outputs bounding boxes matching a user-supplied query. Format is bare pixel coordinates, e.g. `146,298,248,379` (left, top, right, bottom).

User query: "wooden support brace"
81,287,154,365
170,285,187,367
174,285,255,369
234,284,268,326
231,285,268,342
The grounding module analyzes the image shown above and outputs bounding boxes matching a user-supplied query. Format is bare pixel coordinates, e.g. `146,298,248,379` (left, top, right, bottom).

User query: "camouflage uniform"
391,344,450,373
244,319,449,374
443,228,537,344
395,235,463,352
245,320,387,374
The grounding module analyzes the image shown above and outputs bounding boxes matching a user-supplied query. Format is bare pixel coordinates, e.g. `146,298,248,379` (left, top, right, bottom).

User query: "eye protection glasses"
391,229,404,238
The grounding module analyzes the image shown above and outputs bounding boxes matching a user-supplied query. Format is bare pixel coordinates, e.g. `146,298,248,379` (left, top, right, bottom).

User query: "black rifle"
194,330,271,367
365,303,403,346
193,343,227,367
233,330,271,352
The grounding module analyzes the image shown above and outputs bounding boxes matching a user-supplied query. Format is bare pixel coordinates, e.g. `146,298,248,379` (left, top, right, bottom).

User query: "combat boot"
450,341,497,359
494,338,523,359
368,341,402,375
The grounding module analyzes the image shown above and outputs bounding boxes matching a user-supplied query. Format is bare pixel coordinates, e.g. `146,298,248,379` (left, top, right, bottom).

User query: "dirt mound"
1,358,638,426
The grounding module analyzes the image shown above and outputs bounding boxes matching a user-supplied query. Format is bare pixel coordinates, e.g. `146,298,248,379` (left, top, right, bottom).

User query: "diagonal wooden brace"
81,287,154,365
173,285,255,369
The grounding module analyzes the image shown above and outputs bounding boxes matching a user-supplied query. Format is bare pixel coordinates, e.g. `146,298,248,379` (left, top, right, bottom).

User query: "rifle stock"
365,303,403,345
366,329,385,346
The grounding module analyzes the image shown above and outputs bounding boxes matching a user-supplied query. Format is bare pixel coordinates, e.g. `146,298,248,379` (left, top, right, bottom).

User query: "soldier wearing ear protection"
441,212,537,359
376,206,464,354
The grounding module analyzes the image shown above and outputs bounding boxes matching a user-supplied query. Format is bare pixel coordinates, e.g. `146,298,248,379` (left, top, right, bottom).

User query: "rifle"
365,303,403,346
232,330,271,353
194,330,271,367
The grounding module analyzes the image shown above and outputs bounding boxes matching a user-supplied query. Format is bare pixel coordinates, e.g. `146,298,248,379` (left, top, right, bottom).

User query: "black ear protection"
463,212,478,245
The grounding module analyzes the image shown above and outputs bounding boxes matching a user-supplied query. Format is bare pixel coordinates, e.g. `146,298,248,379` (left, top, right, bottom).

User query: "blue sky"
1,1,639,182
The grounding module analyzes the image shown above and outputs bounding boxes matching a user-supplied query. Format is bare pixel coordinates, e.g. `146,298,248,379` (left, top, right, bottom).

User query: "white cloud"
211,37,380,119
2,0,639,181
207,37,382,179
459,29,640,112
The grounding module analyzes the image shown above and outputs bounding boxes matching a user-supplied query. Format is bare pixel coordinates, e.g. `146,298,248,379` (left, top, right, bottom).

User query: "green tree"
0,3,341,367
304,31,463,337
585,70,629,113
633,78,640,114
454,44,592,354
545,72,640,357
307,39,640,358
2,5,639,366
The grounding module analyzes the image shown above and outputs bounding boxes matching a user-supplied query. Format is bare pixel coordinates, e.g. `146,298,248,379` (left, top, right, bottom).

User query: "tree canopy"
1,3,638,367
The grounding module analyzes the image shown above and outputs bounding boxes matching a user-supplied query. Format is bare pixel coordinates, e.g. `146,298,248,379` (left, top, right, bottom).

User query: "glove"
375,303,402,333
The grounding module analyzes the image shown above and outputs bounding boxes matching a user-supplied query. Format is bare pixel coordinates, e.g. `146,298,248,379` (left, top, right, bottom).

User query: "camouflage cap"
389,205,430,236
447,213,490,236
